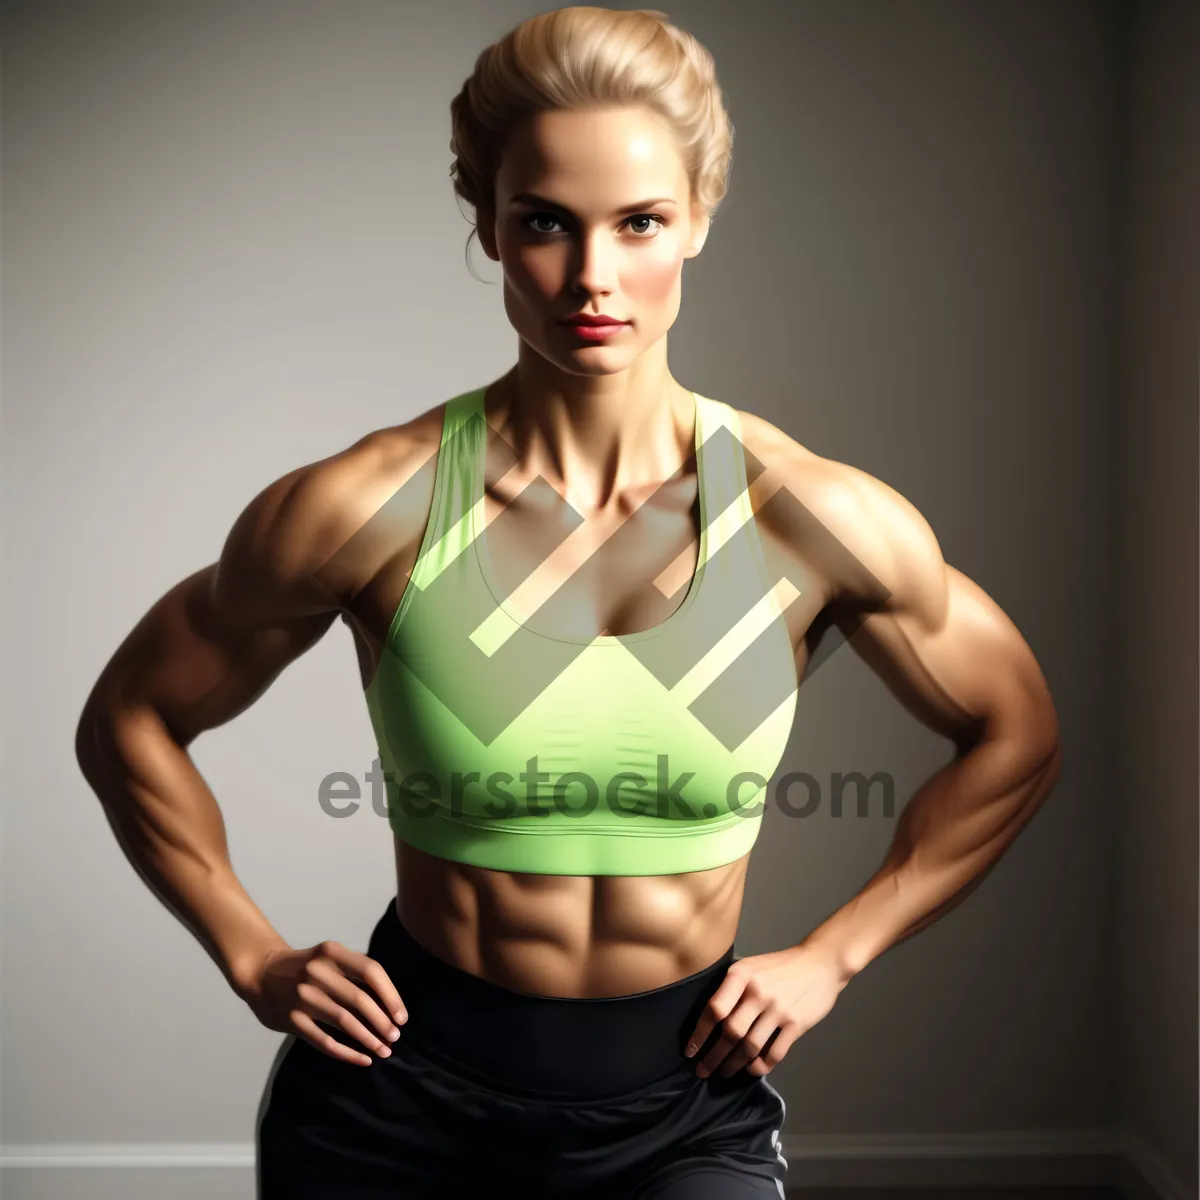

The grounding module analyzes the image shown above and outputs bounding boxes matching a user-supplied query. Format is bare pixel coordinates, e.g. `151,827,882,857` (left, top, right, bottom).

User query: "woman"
75,7,1062,1199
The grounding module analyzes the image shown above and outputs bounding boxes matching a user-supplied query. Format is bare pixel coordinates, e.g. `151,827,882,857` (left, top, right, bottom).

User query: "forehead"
496,107,687,203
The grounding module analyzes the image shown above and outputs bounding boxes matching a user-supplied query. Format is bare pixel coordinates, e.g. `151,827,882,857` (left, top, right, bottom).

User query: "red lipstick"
559,313,630,340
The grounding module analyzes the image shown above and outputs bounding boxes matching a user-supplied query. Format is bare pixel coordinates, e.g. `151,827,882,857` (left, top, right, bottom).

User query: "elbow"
75,702,110,785
1011,692,1063,785
1041,737,1064,786
1020,732,1062,816
74,702,98,776
74,691,124,783
1031,700,1064,779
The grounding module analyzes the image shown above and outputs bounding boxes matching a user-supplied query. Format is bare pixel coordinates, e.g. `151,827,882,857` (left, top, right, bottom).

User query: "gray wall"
1116,2,1199,1197
1,2,1193,1197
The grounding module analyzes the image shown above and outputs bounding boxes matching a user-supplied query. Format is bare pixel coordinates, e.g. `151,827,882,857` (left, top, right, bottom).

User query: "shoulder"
214,401,449,621
730,406,948,624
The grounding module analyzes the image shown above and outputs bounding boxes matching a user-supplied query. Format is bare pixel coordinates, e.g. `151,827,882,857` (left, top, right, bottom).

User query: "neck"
486,342,696,512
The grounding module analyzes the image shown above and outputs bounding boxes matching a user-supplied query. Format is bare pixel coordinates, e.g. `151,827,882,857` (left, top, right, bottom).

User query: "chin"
555,355,633,377
526,332,639,374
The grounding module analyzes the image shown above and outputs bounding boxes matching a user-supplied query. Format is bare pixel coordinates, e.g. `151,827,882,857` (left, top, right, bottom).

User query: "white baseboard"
0,1126,1192,1200
1,1144,253,1169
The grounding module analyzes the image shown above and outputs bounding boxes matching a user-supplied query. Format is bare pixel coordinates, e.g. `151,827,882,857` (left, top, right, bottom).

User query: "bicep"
83,562,338,750
823,470,1058,755
835,564,1057,753
81,472,347,751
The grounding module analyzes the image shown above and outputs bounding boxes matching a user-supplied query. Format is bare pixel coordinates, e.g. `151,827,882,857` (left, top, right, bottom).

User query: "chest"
473,468,704,643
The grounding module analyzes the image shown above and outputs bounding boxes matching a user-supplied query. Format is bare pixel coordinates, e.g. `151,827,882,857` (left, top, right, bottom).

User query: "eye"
523,213,565,236
626,214,667,237
521,213,667,238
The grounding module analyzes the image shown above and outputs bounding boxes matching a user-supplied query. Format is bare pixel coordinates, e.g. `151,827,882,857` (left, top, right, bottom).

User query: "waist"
387,802,765,875
366,899,737,1101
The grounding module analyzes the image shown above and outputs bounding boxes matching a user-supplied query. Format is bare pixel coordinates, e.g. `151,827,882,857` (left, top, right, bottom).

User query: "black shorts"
258,899,788,1199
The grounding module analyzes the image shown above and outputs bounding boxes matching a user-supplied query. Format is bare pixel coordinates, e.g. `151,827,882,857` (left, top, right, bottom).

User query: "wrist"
798,920,872,986
228,936,290,999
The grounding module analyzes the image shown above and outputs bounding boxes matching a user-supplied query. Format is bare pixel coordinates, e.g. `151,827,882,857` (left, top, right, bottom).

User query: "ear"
683,206,711,259
476,207,500,262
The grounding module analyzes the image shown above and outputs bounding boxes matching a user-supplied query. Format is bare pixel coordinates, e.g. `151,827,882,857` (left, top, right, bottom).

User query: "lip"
560,321,628,341
559,315,630,327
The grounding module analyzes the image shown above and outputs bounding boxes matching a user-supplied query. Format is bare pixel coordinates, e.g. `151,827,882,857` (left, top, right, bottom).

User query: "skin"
75,105,1062,1076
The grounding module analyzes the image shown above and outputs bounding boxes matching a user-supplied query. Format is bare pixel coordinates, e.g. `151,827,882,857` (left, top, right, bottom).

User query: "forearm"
77,704,290,995
802,734,1062,981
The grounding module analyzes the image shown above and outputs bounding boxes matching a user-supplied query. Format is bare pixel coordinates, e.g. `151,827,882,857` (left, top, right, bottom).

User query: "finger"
289,1008,373,1067
320,942,408,1026
719,1010,779,1077
358,956,408,1026
750,1022,801,1073
306,957,401,1045
696,995,761,1077
296,982,394,1060
684,970,746,1058
745,1024,781,1075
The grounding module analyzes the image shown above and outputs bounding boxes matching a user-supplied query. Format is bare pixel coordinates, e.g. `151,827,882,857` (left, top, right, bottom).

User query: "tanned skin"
75,372,1060,1069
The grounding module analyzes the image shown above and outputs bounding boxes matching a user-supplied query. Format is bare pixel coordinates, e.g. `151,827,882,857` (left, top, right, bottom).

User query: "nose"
569,229,618,298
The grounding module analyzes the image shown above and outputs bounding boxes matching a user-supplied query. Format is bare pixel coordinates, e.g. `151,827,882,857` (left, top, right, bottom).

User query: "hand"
236,939,408,1067
683,941,850,1078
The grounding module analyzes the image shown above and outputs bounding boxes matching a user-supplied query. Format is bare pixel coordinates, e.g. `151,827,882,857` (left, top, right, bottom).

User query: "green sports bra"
363,385,800,876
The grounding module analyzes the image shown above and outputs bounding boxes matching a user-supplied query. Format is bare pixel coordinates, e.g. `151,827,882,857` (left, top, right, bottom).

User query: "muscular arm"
757,440,1063,980
73,441,392,996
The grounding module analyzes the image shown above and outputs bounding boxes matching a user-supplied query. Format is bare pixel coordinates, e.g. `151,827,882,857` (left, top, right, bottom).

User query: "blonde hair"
448,6,733,268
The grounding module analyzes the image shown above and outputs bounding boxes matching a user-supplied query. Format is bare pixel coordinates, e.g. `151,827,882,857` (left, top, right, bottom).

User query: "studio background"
2,2,1196,1199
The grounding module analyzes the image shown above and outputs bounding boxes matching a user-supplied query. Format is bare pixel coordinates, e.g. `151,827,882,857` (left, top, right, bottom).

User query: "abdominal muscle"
394,837,748,998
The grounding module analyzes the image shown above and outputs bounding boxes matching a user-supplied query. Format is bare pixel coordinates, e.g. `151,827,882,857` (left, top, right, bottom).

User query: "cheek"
508,251,562,307
626,249,684,302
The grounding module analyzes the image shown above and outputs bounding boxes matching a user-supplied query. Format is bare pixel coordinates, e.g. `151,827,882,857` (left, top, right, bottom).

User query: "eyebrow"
509,193,678,216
